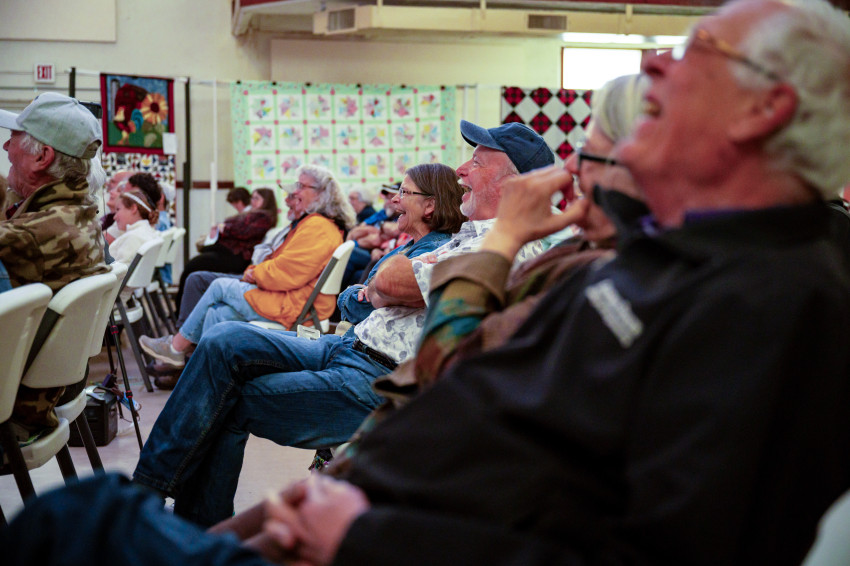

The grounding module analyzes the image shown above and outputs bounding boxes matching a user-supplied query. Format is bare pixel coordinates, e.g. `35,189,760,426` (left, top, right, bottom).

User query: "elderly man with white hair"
0,92,108,441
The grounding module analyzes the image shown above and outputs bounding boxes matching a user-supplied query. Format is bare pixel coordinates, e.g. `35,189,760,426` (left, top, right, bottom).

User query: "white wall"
0,0,568,277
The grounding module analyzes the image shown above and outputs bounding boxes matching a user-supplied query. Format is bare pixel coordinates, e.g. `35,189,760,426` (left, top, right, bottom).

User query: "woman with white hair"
139,163,356,369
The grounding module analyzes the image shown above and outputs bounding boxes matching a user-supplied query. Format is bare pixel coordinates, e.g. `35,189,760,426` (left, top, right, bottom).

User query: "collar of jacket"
12,177,92,219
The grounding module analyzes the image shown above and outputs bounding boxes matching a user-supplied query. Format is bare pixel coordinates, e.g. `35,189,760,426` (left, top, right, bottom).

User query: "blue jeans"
177,271,238,327
178,277,275,344
133,321,388,527
0,474,269,566
0,259,11,293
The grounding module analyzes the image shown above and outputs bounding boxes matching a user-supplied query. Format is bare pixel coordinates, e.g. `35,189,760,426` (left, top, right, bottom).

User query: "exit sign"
34,64,55,84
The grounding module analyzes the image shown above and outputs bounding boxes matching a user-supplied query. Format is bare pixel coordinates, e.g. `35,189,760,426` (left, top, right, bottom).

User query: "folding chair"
145,228,177,335
1,274,114,510
113,238,164,392
250,240,356,334
0,283,52,524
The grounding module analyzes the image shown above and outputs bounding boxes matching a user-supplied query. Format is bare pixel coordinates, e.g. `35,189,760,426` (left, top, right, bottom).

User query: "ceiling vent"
527,14,567,32
327,7,357,33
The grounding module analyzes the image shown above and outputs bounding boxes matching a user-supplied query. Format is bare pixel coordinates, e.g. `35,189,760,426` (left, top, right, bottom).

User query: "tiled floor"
1,336,314,523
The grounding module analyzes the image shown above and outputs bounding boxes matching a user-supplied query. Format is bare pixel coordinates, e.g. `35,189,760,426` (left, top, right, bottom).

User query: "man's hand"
242,266,256,284
481,166,587,261
262,475,370,566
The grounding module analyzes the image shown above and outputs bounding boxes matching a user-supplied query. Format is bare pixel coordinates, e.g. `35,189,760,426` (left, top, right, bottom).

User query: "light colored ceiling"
231,0,715,41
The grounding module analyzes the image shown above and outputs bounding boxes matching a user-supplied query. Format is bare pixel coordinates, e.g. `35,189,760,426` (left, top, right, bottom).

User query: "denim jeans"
0,474,269,566
0,259,11,293
133,321,389,527
177,271,240,327
178,276,275,344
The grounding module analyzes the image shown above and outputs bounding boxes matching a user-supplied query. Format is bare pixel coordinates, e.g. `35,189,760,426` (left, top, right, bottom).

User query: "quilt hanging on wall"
100,73,175,154
500,87,593,166
231,82,456,190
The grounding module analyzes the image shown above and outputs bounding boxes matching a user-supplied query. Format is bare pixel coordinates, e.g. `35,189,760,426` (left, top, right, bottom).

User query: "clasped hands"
260,474,370,566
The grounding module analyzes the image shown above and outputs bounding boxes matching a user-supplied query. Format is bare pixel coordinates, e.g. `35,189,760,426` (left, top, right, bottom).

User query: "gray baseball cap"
0,92,102,159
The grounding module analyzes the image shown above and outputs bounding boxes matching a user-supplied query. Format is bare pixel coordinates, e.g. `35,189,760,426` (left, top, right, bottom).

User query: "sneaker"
138,335,186,368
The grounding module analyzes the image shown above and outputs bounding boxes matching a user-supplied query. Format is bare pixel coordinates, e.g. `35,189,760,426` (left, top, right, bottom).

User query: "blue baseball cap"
460,120,554,174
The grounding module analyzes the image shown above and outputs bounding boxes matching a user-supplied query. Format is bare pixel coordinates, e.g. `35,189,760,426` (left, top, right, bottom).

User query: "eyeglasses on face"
575,143,621,168
398,187,429,198
293,181,319,191
672,28,782,82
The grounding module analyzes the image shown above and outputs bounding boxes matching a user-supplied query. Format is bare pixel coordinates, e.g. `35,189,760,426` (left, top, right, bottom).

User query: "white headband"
124,192,152,213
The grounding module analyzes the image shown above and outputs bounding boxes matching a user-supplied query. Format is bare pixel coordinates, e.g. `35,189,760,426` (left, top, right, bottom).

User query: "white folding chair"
113,238,164,392
250,240,356,334
145,228,177,335
54,263,129,468
0,283,53,523
158,226,186,327
1,274,113,511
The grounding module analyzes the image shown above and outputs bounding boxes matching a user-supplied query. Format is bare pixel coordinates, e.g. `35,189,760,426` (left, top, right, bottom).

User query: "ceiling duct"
313,5,573,36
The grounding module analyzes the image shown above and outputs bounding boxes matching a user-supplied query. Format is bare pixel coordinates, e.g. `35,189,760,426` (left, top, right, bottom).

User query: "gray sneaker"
138,335,186,368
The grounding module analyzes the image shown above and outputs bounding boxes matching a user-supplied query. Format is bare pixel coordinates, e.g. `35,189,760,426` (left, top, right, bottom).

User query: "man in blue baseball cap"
456,119,554,220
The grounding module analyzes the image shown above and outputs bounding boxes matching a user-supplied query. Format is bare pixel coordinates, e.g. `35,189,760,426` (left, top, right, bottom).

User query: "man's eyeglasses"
672,28,782,82
576,143,621,168
293,181,319,191
398,187,429,198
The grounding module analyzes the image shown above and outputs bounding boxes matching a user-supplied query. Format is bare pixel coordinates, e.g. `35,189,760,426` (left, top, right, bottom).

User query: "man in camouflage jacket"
1,93,108,438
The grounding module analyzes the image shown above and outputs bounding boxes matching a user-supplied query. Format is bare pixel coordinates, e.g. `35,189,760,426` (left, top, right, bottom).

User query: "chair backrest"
163,227,186,265
122,238,164,290
289,241,356,331
0,283,53,423
21,273,115,389
86,262,127,358
319,240,356,295
153,228,176,268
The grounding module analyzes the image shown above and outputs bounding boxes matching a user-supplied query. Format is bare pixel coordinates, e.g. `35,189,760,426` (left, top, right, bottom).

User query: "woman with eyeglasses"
139,164,356,371
338,162,467,325
173,187,278,310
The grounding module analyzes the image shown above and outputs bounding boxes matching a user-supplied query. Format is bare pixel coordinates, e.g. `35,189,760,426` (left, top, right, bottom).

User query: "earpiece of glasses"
398,187,429,198
575,143,621,168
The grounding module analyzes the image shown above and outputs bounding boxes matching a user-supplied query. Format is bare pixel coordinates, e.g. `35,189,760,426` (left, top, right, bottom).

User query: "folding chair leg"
108,315,144,450
115,299,154,392
55,445,77,483
0,421,36,502
73,415,104,472
141,289,168,338
155,272,178,331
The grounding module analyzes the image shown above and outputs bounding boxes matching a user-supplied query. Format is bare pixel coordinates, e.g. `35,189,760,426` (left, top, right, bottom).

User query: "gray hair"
734,0,850,198
591,74,650,144
298,163,356,230
19,132,91,188
349,185,375,205
86,147,107,197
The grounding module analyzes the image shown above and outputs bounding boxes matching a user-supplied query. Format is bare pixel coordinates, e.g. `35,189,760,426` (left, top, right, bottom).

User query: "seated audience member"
107,189,162,264
131,121,551,527
100,169,133,232
6,1,850,565
337,163,465,325
104,172,163,244
0,92,108,440
326,73,650,471
341,183,401,287
347,186,376,223
175,187,278,309
226,186,251,213
138,164,355,369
